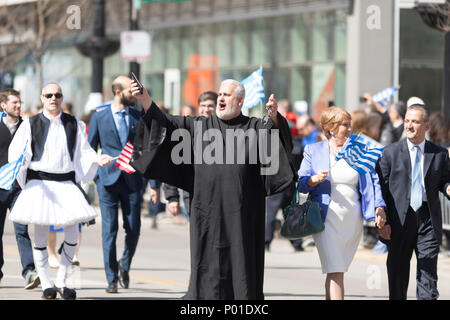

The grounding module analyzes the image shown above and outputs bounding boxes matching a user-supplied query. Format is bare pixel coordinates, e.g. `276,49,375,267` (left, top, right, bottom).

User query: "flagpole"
260,64,267,116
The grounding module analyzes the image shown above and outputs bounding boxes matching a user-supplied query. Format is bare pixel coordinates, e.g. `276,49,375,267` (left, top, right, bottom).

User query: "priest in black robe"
130,79,296,300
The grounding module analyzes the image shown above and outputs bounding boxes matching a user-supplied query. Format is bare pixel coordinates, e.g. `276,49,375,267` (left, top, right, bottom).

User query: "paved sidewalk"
1,211,450,300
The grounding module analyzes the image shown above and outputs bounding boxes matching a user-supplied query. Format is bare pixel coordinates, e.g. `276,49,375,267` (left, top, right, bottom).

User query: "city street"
1,209,450,301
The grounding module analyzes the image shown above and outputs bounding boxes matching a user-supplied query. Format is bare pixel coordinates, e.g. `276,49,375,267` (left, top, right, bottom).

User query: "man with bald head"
8,83,112,299
88,75,144,293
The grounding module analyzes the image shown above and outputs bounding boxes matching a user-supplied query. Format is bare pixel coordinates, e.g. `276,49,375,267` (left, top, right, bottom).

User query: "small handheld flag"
114,141,136,174
241,67,265,109
0,144,27,190
372,86,399,108
335,135,383,175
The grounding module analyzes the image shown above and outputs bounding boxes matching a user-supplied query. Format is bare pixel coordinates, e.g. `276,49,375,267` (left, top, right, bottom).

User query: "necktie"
117,111,128,147
410,145,422,211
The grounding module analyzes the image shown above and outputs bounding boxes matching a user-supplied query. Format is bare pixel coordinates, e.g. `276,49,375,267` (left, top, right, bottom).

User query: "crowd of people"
0,77,449,300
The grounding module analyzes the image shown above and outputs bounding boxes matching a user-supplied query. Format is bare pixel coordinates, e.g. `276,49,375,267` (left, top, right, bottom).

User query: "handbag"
280,192,324,240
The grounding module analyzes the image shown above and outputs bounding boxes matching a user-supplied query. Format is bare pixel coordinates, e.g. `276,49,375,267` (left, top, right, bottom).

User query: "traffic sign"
120,31,152,62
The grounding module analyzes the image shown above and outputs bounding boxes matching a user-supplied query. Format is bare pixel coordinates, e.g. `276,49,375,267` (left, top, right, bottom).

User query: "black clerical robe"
131,102,295,300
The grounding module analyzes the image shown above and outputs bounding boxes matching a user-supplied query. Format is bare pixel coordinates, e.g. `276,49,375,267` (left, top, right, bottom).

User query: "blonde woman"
297,107,386,299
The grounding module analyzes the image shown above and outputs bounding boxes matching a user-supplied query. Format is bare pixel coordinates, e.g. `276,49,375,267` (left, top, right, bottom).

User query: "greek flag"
372,86,399,108
335,135,383,175
241,68,265,109
0,144,26,190
355,133,384,149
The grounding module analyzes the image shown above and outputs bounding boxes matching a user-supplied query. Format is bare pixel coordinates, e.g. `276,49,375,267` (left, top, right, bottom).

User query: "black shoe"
41,287,57,300
118,262,129,289
55,286,76,300
106,281,118,293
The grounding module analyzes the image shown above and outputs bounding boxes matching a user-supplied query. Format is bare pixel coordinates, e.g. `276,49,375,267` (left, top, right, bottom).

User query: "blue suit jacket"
297,140,385,222
88,105,142,191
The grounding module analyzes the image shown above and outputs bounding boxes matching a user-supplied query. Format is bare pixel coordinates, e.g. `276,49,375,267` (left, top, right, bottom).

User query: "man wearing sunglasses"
7,83,113,299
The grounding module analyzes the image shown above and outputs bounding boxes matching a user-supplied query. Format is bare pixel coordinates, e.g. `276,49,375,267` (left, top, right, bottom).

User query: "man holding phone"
88,75,144,293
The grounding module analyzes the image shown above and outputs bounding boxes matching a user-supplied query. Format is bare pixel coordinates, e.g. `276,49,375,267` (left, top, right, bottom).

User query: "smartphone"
131,72,143,94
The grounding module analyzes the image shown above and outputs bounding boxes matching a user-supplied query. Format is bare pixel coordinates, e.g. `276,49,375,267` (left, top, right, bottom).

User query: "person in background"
388,101,406,142
0,89,40,290
361,93,394,146
297,114,320,147
197,91,217,118
427,111,450,257
180,104,196,117
265,106,303,252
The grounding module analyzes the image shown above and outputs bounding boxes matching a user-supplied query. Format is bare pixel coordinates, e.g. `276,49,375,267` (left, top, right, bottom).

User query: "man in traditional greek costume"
8,83,112,299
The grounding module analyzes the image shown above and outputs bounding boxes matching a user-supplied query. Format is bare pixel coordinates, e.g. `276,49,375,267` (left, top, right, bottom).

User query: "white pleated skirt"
9,179,98,227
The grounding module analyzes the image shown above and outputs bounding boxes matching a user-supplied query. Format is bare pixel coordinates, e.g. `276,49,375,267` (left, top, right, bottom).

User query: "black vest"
30,112,77,161
0,117,23,167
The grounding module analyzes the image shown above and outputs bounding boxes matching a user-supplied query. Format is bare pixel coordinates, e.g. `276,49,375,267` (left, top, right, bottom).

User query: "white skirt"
9,179,98,227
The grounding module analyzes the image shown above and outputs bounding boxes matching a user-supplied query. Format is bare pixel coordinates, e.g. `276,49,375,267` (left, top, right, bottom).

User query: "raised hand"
130,80,152,112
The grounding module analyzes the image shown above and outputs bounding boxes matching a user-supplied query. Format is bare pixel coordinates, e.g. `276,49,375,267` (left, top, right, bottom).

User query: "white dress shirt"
406,139,427,201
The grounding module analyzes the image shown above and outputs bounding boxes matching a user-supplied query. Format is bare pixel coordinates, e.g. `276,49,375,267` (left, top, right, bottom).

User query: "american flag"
114,141,136,174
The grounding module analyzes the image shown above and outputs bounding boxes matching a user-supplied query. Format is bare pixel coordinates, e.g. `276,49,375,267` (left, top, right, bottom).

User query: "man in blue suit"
88,75,143,293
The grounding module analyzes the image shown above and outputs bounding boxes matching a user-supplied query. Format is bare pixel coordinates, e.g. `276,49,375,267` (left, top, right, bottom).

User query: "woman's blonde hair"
320,107,352,139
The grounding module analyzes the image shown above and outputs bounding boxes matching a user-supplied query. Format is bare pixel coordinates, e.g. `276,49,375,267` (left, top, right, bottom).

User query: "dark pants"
0,187,35,280
97,175,142,284
386,203,440,300
265,192,302,250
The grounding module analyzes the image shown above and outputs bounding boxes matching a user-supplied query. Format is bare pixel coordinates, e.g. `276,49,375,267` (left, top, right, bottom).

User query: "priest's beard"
120,93,135,107
216,105,241,120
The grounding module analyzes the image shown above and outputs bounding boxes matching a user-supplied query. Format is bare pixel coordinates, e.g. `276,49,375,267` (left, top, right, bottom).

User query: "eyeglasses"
43,93,63,99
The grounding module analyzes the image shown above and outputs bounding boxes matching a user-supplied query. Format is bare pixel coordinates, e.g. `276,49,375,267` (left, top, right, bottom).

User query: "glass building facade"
5,0,445,118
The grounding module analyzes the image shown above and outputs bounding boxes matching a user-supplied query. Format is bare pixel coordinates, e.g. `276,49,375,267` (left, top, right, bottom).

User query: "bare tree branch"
0,0,91,90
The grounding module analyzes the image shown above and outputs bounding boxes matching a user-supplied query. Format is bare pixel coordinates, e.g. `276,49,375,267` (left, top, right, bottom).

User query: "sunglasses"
43,93,63,99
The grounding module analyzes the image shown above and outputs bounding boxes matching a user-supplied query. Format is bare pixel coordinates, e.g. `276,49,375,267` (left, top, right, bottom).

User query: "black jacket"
376,139,450,244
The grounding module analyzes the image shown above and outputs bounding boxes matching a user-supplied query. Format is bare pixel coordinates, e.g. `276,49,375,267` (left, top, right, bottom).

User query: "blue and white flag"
372,86,399,108
241,68,265,109
355,133,383,149
0,144,26,190
0,112,5,120
335,134,383,175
